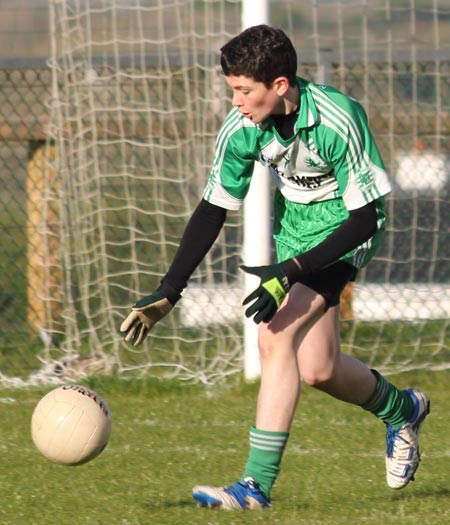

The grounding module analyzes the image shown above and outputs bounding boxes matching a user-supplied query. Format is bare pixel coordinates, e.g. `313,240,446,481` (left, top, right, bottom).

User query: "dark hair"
220,25,297,87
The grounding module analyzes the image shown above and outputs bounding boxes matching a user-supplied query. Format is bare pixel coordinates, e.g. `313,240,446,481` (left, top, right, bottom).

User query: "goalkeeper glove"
120,289,174,346
241,259,302,324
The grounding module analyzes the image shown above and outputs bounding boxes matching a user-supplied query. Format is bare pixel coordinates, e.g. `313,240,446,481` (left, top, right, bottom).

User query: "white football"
31,385,112,466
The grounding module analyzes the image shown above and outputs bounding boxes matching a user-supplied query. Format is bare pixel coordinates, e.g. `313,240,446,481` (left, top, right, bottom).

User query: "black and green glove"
241,260,302,324
120,290,174,346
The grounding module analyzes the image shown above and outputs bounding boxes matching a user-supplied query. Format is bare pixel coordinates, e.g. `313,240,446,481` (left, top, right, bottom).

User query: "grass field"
1,369,449,525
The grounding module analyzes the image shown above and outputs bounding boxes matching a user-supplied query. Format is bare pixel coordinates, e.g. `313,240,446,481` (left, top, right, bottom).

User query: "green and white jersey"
203,77,392,212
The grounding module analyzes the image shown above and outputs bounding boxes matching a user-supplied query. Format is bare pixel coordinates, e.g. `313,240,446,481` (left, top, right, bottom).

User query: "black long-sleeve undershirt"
160,198,379,303
159,199,227,304
294,200,378,276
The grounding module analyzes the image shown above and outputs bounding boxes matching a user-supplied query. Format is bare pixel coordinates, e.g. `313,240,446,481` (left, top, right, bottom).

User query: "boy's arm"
120,199,227,345
161,199,227,302
291,200,378,276
242,200,378,324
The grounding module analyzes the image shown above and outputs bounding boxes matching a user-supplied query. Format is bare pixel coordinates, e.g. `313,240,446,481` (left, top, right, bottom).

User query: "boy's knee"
257,330,294,362
258,337,277,360
300,364,336,387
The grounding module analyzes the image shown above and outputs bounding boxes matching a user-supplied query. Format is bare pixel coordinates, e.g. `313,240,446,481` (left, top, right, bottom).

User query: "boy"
120,25,430,510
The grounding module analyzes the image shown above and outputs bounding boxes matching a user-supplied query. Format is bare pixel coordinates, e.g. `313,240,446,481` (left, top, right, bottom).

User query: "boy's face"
225,75,287,124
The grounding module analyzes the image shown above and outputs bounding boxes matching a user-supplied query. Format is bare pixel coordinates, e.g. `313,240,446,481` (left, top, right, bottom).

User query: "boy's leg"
296,305,378,405
297,306,430,490
239,287,326,499
193,284,327,509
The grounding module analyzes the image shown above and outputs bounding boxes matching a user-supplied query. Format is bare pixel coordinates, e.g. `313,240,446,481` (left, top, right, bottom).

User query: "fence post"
26,141,62,341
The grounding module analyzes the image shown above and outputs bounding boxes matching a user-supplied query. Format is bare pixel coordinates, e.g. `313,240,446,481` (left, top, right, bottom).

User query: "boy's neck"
278,84,300,115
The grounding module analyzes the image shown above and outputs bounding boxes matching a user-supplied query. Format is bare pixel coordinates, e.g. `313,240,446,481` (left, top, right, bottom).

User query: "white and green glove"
120,290,174,346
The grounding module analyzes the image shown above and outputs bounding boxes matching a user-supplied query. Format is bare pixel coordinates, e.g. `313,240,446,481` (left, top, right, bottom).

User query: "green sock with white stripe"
243,426,289,499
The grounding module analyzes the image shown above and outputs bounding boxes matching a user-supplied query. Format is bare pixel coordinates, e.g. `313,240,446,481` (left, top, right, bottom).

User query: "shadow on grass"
388,485,450,500
142,498,196,510
142,496,312,512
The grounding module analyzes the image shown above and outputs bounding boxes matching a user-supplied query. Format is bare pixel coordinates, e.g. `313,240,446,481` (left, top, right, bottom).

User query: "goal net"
17,0,449,386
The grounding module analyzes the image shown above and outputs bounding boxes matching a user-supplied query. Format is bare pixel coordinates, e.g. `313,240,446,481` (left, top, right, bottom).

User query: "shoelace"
386,425,411,457
224,480,252,505
386,426,398,457
224,479,265,507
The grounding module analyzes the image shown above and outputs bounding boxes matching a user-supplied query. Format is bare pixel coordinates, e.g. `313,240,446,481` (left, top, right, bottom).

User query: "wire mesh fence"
0,1,449,385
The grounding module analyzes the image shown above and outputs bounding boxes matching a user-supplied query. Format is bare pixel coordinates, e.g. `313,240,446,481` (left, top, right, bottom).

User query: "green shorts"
272,189,386,269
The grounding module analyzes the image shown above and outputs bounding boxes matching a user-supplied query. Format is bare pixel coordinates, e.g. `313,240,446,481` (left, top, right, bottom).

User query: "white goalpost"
241,0,270,380
8,0,448,387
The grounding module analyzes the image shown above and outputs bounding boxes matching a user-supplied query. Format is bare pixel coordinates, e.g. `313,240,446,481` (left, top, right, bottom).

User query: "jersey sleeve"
203,109,258,211
326,96,392,210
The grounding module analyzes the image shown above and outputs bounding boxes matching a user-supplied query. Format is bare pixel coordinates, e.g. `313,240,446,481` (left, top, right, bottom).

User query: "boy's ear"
273,76,290,96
